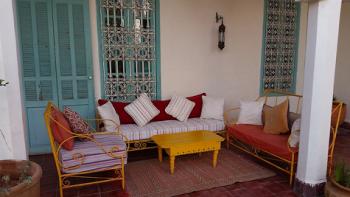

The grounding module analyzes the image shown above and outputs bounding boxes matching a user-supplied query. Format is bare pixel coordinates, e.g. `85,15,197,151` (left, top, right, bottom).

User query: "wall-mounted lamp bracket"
215,12,225,50
216,12,223,24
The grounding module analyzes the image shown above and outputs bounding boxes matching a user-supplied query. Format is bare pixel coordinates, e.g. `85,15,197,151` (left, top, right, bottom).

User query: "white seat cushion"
120,118,225,141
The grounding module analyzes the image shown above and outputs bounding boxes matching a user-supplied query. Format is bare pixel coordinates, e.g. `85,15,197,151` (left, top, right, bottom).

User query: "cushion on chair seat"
227,124,297,160
59,133,127,174
120,118,225,141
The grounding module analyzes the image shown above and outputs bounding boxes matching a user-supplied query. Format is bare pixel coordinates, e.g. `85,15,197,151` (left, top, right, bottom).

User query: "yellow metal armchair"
44,102,128,197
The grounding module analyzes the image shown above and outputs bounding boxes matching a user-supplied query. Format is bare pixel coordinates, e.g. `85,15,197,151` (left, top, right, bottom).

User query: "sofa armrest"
224,107,240,126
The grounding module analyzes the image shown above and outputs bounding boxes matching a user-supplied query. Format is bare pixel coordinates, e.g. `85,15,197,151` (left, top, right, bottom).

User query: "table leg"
213,150,219,167
158,147,162,162
170,156,175,174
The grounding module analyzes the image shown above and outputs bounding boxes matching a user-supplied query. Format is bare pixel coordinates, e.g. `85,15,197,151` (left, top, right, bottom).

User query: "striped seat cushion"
59,134,127,174
120,118,225,141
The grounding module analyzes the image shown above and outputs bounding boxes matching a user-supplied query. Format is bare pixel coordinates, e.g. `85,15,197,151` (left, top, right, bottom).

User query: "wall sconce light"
216,12,225,50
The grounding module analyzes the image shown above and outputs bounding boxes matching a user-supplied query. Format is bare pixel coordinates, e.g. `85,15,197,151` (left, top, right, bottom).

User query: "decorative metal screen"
100,0,158,101
261,0,300,93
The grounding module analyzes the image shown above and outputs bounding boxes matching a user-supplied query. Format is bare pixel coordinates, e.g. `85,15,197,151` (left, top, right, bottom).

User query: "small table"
151,130,224,174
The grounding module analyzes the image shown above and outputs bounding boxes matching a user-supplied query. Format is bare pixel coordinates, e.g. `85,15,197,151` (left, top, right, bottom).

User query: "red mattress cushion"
227,124,297,160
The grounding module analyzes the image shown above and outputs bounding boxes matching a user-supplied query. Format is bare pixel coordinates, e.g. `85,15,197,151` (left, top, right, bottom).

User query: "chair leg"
226,133,230,149
289,154,295,185
121,165,125,190
59,179,64,197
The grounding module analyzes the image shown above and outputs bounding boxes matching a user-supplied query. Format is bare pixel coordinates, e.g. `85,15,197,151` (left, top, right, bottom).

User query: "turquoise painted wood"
259,0,301,95
17,0,58,154
16,0,94,154
96,0,161,100
52,0,95,119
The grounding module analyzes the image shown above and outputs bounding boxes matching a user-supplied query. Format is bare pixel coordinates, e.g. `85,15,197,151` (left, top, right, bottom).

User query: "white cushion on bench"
120,118,225,141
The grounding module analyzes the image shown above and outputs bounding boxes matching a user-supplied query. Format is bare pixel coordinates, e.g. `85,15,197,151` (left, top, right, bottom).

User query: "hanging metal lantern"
216,12,225,50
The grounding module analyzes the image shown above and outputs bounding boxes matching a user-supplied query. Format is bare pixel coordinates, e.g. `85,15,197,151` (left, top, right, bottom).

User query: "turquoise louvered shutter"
52,0,94,119
17,0,94,154
17,0,58,153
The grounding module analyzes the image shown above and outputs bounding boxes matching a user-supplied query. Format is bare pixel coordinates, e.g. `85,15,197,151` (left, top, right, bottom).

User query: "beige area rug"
125,149,275,197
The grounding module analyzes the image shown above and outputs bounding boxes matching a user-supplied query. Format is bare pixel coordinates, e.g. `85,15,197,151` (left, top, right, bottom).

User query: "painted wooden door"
52,0,95,121
16,0,94,154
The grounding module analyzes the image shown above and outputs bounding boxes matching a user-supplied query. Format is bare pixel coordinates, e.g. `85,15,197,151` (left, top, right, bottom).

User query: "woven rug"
125,149,275,197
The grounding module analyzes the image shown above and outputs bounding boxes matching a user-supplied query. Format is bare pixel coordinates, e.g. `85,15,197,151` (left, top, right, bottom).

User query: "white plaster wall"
296,0,343,184
89,0,102,100
89,1,308,107
159,0,307,109
0,38,14,159
0,0,28,160
334,3,350,122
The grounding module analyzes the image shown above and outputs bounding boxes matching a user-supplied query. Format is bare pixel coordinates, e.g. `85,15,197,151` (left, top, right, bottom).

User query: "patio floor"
30,128,350,197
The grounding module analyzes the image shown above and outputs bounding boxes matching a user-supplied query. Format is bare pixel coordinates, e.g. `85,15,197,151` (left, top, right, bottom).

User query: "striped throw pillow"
165,96,195,121
125,93,160,127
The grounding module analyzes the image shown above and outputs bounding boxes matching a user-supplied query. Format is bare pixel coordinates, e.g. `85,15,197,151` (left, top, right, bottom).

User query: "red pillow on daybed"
50,106,74,150
98,93,206,124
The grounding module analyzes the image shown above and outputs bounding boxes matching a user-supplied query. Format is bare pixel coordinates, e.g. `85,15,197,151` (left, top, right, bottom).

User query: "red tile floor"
30,128,350,197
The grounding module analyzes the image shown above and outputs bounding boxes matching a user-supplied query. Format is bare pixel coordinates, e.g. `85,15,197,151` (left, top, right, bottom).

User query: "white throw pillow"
165,95,195,122
124,93,160,127
236,100,265,125
200,96,225,120
97,101,120,132
288,118,301,148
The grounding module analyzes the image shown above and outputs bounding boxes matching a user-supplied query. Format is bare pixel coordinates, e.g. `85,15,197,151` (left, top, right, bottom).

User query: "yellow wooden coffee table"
151,130,224,174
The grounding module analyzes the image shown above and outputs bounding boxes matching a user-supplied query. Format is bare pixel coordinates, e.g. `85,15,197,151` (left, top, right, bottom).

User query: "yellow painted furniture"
151,130,224,174
44,102,128,197
224,90,344,185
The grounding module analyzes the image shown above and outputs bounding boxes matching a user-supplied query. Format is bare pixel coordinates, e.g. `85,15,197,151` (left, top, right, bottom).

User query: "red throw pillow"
98,100,135,124
152,100,176,122
151,93,206,121
50,106,74,150
187,93,206,118
97,93,206,124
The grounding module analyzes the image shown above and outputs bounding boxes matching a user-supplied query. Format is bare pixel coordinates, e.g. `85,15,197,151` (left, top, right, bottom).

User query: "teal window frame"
96,0,161,101
260,0,301,95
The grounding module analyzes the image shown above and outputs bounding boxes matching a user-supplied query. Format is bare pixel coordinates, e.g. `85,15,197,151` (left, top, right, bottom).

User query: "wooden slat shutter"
18,0,57,105
53,0,94,118
17,0,57,154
